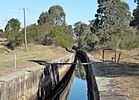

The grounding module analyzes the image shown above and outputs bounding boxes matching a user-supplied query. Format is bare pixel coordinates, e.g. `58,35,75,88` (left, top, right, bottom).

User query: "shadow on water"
30,59,75,100
92,60,139,78
29,49,100,100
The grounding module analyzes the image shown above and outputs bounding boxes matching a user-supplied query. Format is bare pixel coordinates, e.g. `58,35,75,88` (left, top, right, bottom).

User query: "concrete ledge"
0,53,75,100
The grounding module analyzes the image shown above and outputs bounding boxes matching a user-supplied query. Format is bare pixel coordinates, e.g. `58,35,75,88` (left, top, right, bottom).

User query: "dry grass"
0,44,70,76
115,76,139,100
91,49,139,63
91,49,139,100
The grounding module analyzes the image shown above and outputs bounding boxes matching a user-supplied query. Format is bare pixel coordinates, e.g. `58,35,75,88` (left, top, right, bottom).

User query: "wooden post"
117,53,121,63
114,50,116,62
102,49,104,62
99,50,102,60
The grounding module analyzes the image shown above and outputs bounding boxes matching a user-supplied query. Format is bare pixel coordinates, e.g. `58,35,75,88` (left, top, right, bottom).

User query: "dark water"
67,65,87,100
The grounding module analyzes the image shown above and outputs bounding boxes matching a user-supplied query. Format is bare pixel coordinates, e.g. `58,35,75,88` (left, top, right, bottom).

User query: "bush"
25,24,47,44
76,33,99,49
106,27,139,50
2,30,24,49
85,33,99,48
50,26,74,48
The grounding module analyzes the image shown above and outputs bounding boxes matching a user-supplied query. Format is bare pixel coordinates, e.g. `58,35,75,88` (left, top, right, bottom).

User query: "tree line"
0,0,139,50
0,5,74,49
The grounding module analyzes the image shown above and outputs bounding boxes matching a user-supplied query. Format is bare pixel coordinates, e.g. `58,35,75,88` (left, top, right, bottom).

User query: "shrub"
50,26,74,48
2,30,24,49
107,27,139,50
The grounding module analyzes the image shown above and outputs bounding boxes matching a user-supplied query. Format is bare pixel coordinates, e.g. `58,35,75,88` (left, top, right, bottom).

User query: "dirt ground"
91,49,139,100
0,44,70,77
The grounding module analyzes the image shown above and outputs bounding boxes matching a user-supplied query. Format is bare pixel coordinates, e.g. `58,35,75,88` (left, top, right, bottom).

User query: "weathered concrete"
88,53,130,100
0,53,75,100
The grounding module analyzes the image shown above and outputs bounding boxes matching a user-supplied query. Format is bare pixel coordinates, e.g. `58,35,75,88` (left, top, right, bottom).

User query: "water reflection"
59,71,75,100
39,64,89,100
67,77,87,100
67,65,87,100
57,65,87,100
75,65,86,80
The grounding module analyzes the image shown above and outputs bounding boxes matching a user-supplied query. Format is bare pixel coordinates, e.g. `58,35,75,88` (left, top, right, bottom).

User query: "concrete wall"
0,53,75,100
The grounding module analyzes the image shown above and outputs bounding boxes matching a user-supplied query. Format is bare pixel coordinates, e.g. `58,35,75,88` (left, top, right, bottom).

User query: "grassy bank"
0,44,70,76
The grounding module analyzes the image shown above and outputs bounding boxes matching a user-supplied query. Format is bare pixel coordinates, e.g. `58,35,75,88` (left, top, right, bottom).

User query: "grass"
0,44,70,76
91,49,139,63
116,76,139,100
91,49,139,99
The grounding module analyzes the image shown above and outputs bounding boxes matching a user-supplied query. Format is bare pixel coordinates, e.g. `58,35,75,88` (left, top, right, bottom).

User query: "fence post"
14,54,16,70
117,53,121,63
114,50,117,62
102,49,104,62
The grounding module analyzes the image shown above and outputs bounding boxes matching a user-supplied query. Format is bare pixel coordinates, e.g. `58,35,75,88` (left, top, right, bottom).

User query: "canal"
67,65,87,100
41,50,99,100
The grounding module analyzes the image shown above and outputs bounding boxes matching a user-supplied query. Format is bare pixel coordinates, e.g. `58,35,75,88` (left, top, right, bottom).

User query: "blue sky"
0,0,136,29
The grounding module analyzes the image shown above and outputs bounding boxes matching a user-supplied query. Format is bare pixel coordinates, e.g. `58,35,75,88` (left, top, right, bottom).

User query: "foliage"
89,0,138,50
2,18,23,49
85,33,99,48
106,27,139,49
37,5,73,48
50,26,74,48
77,32,99,49
0,29,3,37
0,29,3,33
2,30,24,49
130,0,139,29
74,21,95,49
38,5,65,25
37,12,50,25
91,0,131,44
5,18,21,31
48,5,65,25
77,33,86,48
25,24,51,44
74,21,90,36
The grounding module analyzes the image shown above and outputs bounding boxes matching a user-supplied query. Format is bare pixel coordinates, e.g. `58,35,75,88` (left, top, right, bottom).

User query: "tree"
130,0,139,29
5,18,20,31
73,21,99,49
107,27,139,49
3,18,22,49
50,25,74,48
26,24,43,44
91,0,131,46
85,33,99,48
0,29,3,36
38,5,66,25
48,5,65,25
3,30,23,50
74,21,89,36
38,12,52,25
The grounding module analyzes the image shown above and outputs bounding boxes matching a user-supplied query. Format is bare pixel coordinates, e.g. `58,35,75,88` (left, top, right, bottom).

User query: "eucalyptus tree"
130,0,139,29
38,5,66,25
5,18,20,31
3,18,23,49
91,0,131,47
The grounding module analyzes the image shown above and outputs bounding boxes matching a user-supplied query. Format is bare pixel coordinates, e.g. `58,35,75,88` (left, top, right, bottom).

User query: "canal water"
67,65,87,100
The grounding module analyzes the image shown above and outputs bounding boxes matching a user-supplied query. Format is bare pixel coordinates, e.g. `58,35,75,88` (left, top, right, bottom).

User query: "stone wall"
0,53,75,100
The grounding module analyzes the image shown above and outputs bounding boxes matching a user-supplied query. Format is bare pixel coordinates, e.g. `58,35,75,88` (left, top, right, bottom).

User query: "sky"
0,0,137,29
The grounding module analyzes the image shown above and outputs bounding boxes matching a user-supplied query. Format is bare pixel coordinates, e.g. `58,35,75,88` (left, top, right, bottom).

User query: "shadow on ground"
92,61,139,78
29,60,49,65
